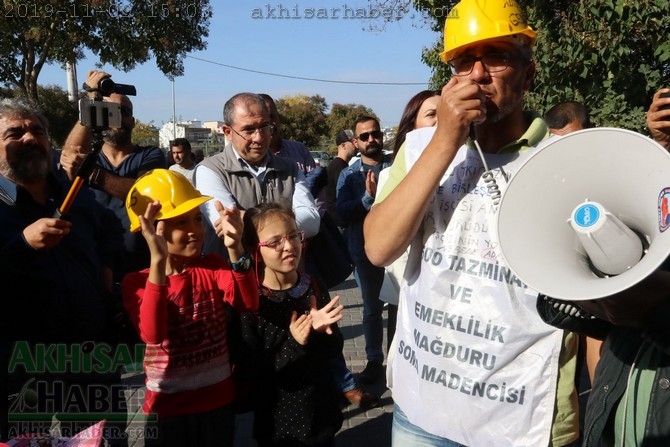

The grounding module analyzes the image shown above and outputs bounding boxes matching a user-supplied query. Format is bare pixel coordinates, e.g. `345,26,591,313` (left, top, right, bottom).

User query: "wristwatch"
230,253,252,272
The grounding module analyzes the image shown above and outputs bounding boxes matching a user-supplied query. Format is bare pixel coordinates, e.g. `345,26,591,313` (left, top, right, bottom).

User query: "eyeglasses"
447,53,515,76
356,130,384,141
258,230,305,251
230,124,275,141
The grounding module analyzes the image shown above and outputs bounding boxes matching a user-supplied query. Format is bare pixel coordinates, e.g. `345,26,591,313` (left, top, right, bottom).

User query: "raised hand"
213,201,244,251
289,311,312,345
647,89,670,151
365,169,377,198
309,295,343,334
138,201,168,262
59,146,88,181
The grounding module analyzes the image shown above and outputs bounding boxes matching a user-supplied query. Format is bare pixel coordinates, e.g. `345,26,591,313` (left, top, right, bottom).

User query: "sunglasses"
356,130,383,141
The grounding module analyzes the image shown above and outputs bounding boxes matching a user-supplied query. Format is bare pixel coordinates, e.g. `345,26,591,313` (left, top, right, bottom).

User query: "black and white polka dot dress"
239,274,344,446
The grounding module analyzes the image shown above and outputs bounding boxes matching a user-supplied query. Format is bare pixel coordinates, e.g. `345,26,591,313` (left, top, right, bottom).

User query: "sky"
37,2,441,130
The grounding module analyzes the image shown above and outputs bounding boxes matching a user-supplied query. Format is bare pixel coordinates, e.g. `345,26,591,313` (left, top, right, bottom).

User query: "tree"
0,0,212,102
525,0,670,131
370,0,670,132
275,94,329,149
327,103,379,139
132,119,159,147
37,85,79,147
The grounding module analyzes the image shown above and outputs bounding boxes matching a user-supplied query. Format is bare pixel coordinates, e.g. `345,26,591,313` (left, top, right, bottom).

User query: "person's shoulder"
327,157,347,170
346,157,361,171
282,139,309,152
135,145,163,154
129,145,166,163
270,152,300,172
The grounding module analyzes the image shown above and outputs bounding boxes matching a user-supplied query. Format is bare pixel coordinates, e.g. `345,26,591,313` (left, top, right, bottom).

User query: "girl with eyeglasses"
236,201,345,447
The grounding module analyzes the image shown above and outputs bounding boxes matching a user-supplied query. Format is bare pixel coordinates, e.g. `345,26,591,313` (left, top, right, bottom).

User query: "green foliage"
0,0,212,101
132,119,159,147
411,0,670,133
326,103,379,139
275,94,329,149
36,85,79,148
266,95,378,153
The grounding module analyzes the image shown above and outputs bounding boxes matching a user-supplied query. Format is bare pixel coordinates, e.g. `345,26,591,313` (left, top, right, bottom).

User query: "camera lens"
99,78,116,96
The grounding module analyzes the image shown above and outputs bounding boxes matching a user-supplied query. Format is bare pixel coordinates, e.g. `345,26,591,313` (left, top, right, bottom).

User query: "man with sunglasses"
195,92,320,257
364,0,580,446
337,115,392,385
60,69,166,295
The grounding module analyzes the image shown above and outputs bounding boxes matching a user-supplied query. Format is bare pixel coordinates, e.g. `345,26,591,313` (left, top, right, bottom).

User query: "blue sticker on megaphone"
573,203,600,228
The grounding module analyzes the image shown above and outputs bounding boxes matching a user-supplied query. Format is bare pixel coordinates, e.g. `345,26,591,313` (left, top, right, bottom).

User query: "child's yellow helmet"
125,169,212,232
439,0,537,63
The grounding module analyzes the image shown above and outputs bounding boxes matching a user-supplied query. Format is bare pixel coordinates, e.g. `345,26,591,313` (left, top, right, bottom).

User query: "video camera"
79,79,137,130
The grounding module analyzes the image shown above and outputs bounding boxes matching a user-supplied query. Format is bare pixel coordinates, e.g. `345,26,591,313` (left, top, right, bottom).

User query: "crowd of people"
2,0,670,446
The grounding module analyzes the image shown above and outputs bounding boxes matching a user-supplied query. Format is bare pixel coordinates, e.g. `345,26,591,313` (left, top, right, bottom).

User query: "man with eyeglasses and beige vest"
194,92,320,257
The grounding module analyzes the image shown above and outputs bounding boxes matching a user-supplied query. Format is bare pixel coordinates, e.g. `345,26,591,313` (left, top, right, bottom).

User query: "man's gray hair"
0,97,49,129
222,92,268,126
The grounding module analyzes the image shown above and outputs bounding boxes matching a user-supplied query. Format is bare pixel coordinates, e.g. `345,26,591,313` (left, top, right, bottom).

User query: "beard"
359,142,383,158
0,144,50,184
103,126,132,146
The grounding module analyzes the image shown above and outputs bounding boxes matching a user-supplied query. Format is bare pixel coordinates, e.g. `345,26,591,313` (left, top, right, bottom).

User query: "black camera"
98,78,137,96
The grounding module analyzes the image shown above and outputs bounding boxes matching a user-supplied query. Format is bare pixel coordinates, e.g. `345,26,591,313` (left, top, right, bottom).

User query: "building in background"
158,120,227,158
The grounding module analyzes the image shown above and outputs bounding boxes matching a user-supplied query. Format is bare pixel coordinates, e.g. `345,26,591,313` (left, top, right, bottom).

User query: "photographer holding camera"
60,70,167,282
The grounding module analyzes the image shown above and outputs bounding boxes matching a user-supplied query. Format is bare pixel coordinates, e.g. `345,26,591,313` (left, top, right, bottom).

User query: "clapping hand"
289,311,312,345
309,295,343,334
365,169,377,198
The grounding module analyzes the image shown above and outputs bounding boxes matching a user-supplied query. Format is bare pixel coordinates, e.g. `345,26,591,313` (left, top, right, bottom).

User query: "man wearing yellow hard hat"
365,0,579,446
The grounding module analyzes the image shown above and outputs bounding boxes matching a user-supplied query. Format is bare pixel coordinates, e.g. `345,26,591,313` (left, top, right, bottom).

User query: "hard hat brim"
129,195,212,232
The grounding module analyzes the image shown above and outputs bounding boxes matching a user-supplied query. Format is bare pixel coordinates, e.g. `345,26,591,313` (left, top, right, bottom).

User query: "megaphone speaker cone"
497,127,670,301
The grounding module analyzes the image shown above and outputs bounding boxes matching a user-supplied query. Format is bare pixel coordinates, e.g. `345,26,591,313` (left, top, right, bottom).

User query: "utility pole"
66,59,78,103
172,79,177,141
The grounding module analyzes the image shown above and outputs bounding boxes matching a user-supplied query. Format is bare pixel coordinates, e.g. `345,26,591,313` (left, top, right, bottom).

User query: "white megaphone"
497,127,670,301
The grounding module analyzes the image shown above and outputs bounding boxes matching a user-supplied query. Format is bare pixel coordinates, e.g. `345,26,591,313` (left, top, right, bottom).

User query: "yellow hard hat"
126,169,212,232
439,0,537,63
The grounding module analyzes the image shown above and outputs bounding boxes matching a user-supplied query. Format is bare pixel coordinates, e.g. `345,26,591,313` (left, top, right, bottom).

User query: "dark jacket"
537,296,670,446
335,155,392,263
